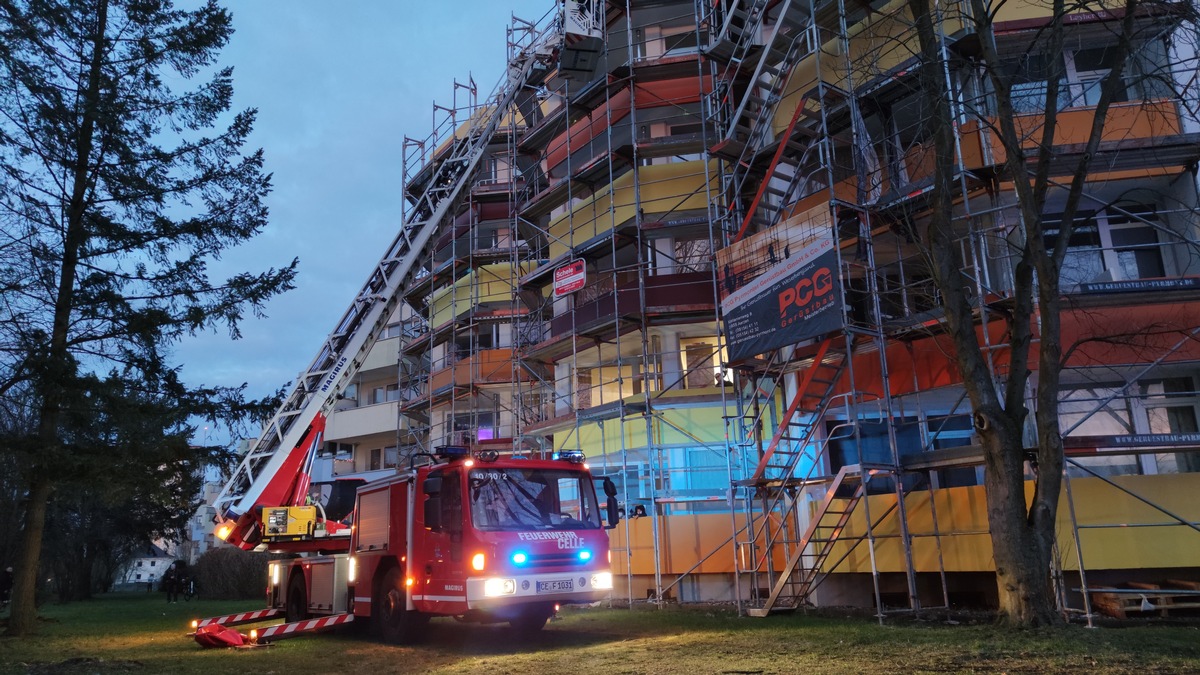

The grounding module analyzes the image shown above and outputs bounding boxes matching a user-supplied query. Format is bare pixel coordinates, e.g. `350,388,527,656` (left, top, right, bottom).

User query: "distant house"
119,542,174,590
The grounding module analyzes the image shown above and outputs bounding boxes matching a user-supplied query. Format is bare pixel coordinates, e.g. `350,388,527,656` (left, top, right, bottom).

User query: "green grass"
2,594,1199,674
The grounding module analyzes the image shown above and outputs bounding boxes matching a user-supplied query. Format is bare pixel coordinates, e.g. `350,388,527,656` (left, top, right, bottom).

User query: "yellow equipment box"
262,506,317,541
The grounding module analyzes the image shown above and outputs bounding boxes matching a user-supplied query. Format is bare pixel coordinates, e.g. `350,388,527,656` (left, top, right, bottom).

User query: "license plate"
536,579,573,593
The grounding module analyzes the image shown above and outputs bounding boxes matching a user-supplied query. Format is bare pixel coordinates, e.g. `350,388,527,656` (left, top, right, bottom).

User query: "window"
469,468,601,531
828,417,923,468
1044,204,1164,289
1066,47,1127,107
998,45,1132,114
150,561,156,567
1061,376,1200,476
642,26,707,59
384,446,399,469
663,28,706,57
137,561,143,567
927,414,975,449
369,448,382,471
448,411,496,444
518,392,552,425
999,52,1069,114
1145,377,1200,474
136,573,142,580
441,469,463,541
684,448,727,492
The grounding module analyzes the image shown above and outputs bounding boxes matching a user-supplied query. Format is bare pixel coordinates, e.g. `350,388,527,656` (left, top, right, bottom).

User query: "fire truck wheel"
285,574,308,623
375,567,425,644
509,604,552,634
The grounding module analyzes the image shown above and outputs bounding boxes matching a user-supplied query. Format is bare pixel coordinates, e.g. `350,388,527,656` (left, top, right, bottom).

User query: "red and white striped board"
256,613,355,643
196,608,282,629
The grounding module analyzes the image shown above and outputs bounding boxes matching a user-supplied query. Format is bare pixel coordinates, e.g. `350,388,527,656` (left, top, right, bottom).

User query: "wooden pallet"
1088,581,1200,619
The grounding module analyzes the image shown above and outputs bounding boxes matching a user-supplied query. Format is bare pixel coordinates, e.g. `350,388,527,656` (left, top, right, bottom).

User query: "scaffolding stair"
710,0,818,166
212,24,561,533
739,337,849,484
745,463,877,616
703,0,768,66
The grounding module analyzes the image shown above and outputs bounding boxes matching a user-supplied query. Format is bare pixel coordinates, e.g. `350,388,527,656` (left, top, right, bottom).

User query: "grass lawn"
2,594,1200,674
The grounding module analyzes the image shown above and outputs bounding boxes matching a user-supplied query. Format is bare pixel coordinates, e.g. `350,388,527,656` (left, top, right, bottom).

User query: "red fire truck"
196,446,618,643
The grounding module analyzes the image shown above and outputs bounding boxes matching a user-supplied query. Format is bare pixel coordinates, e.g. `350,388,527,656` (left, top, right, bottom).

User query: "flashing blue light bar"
512,552,529,565
436,445,470,459
578,550,592,561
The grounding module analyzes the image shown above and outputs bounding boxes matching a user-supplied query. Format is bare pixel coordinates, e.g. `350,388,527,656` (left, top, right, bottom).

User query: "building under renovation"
309,0,1200,618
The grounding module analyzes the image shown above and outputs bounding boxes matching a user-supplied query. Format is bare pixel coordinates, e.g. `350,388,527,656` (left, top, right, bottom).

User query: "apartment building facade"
313,0,1200,615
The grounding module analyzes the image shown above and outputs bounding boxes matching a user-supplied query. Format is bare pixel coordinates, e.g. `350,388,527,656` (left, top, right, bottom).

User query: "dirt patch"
22,657,144,674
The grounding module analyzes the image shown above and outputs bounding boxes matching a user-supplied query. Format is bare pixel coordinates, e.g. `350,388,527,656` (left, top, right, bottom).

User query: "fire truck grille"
527,552,589,566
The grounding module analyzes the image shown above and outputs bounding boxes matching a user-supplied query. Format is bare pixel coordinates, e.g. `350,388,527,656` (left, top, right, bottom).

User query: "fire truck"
198,446,617,643
191,11,617,645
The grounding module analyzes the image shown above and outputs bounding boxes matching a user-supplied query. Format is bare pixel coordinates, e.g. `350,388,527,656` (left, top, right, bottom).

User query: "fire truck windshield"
468,468,601,531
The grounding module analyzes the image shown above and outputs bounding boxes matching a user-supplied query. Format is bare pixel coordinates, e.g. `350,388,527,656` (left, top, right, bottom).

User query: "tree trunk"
6,0,110,635
980,424,1059,625
6,478,51,636
77,545,97,600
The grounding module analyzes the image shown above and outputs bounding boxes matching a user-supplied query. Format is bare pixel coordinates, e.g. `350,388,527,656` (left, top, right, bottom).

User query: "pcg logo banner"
722,238,844,362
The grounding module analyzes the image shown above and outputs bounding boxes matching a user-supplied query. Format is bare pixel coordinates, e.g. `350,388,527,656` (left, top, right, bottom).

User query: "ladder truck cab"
259,447,618,641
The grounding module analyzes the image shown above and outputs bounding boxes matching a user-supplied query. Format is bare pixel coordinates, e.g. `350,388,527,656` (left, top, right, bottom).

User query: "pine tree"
0,0,296,635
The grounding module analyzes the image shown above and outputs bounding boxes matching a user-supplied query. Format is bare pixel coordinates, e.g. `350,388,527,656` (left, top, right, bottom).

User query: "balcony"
540,77,711,178
541,159,715,261
960,99,1194,174
326,400,399,440
357,335,399,378
547,271,716,338
428,262,531,328
428,348,523,397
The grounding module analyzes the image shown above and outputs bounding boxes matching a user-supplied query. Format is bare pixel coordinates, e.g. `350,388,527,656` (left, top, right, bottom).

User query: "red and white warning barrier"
196,608,283,628
256,613,355,642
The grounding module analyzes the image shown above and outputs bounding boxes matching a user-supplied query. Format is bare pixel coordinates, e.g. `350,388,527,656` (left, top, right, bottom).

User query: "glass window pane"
1060,387,1133,436
1069,454,1140,478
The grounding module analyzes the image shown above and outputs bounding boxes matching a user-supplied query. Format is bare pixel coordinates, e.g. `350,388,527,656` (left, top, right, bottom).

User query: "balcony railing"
549,270,716,337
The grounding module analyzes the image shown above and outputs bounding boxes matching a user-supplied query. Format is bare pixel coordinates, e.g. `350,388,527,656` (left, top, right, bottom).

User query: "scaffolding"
361,0,1200,617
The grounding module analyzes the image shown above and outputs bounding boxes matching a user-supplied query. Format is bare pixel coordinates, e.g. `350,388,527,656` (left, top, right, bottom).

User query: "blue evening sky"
177,1,551,435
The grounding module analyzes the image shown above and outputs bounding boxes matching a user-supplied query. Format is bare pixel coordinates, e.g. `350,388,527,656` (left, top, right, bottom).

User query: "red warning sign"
553,260,586,297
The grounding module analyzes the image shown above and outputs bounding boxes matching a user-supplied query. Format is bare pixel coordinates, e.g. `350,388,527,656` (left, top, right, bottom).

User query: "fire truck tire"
375,567,426,644
509,604,552,633
285,574,308,623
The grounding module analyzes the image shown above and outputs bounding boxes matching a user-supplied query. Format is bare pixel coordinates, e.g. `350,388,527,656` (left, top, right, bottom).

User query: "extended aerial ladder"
210,20,563,552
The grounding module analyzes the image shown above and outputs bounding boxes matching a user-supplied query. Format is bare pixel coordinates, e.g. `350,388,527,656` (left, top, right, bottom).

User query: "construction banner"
722,236,843,362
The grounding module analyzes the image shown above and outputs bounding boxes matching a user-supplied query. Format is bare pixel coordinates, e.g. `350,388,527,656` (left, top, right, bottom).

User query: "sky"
176,1,551,439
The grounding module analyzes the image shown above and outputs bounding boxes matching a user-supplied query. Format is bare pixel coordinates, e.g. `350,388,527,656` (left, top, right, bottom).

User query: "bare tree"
901,0,1198,624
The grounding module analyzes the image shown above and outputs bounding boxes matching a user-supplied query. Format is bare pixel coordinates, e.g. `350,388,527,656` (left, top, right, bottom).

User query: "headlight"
590,572,613,590
483,578,516,596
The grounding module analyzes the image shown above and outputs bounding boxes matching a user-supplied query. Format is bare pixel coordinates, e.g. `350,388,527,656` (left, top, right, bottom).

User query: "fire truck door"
423,468,465,611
